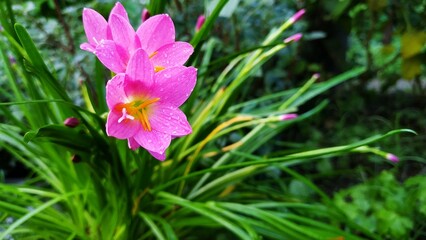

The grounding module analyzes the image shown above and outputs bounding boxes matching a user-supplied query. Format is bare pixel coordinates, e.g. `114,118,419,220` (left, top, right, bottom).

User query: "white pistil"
118,108,135,123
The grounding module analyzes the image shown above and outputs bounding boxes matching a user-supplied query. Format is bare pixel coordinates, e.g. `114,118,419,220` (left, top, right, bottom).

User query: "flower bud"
195,15,206,32
386,153,399,163
284,33,302,43
71,154,82,163
289,9,306,24
279,113,298,121
64,117,80,128
141,9,150,22
9,56,16,65
312,73,320,79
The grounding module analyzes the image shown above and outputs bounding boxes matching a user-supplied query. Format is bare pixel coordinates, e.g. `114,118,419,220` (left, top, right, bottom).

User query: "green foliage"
0,0,419,239
334,171,426,239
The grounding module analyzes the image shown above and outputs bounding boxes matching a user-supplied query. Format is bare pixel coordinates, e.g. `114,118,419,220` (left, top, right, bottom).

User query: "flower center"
115,98,160,131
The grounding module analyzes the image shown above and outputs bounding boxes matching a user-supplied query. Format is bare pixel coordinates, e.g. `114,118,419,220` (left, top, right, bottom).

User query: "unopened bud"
71,154,81,163
141,9,150,22
312,73,320,79
289,9,305,24
386,153,399,163
195,15,206,32
9,56,16,64
64,117,80,128
284,33,302,43
279,113,298,121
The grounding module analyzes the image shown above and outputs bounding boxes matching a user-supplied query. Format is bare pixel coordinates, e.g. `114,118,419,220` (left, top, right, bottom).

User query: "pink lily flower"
106,49,197,160
80,2,130,54
81,2,193,73
134,14,194,72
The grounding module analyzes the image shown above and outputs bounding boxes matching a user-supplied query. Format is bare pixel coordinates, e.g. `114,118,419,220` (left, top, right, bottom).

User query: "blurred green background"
1,0,425,238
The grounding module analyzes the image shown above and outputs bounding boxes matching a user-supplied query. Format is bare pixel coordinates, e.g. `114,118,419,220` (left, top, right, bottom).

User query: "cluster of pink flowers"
81,2,196,160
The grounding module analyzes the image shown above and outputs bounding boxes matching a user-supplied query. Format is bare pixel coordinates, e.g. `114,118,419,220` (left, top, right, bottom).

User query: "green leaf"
14,23,70,101
24,124,94,152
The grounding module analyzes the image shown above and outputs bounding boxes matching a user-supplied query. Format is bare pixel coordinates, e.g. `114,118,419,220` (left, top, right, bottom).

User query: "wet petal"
82,8,108,46
150,105,191,136
106,110,140,139
134,129,171,154
148,150,166,161
95,40,129,73
124,49,154,95
128,137,140,150
106,74,127,109
136,14,175,55
80,42,95,53
153,66,197,107
109,14,137,52
109,2,129,23
151,42,194,68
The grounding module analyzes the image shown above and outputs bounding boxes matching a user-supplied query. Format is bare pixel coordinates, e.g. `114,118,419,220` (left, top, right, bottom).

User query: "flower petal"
134,129,171,154
95,40,129,73
109,2,129,23
148,150,166,161
136,14,175,55
106,74,127,109
152,66,197,107
128,137,140,150
150,105,192,137
151,42,194,68
106,111,140,139
82,8,108,46
109,14,137,53
124,49,154,93
80,42,95,53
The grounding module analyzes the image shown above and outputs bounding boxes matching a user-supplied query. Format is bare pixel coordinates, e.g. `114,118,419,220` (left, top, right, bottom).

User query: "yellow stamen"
140,109,151,131
149,51,158,58
115,98,160,131
154,66,165,72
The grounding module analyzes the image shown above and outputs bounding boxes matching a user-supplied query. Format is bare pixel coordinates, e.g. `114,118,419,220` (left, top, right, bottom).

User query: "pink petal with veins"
95,40,129,73
151,42,194,68
150,104,192,136
82,8,108,47
106,110,141,139
106,75,127,109
153,66,197,107
109,14,138,53
109,2,129,23
134,129,171,154
136,14,175,55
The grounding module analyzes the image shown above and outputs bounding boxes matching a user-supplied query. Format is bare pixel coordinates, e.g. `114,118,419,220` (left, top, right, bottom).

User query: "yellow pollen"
115,98,160,131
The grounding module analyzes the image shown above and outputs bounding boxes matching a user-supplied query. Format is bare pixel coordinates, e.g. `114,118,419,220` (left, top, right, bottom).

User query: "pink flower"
134,14,194,72
81,3,193,74
106,49,197,160
80,2,130,54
